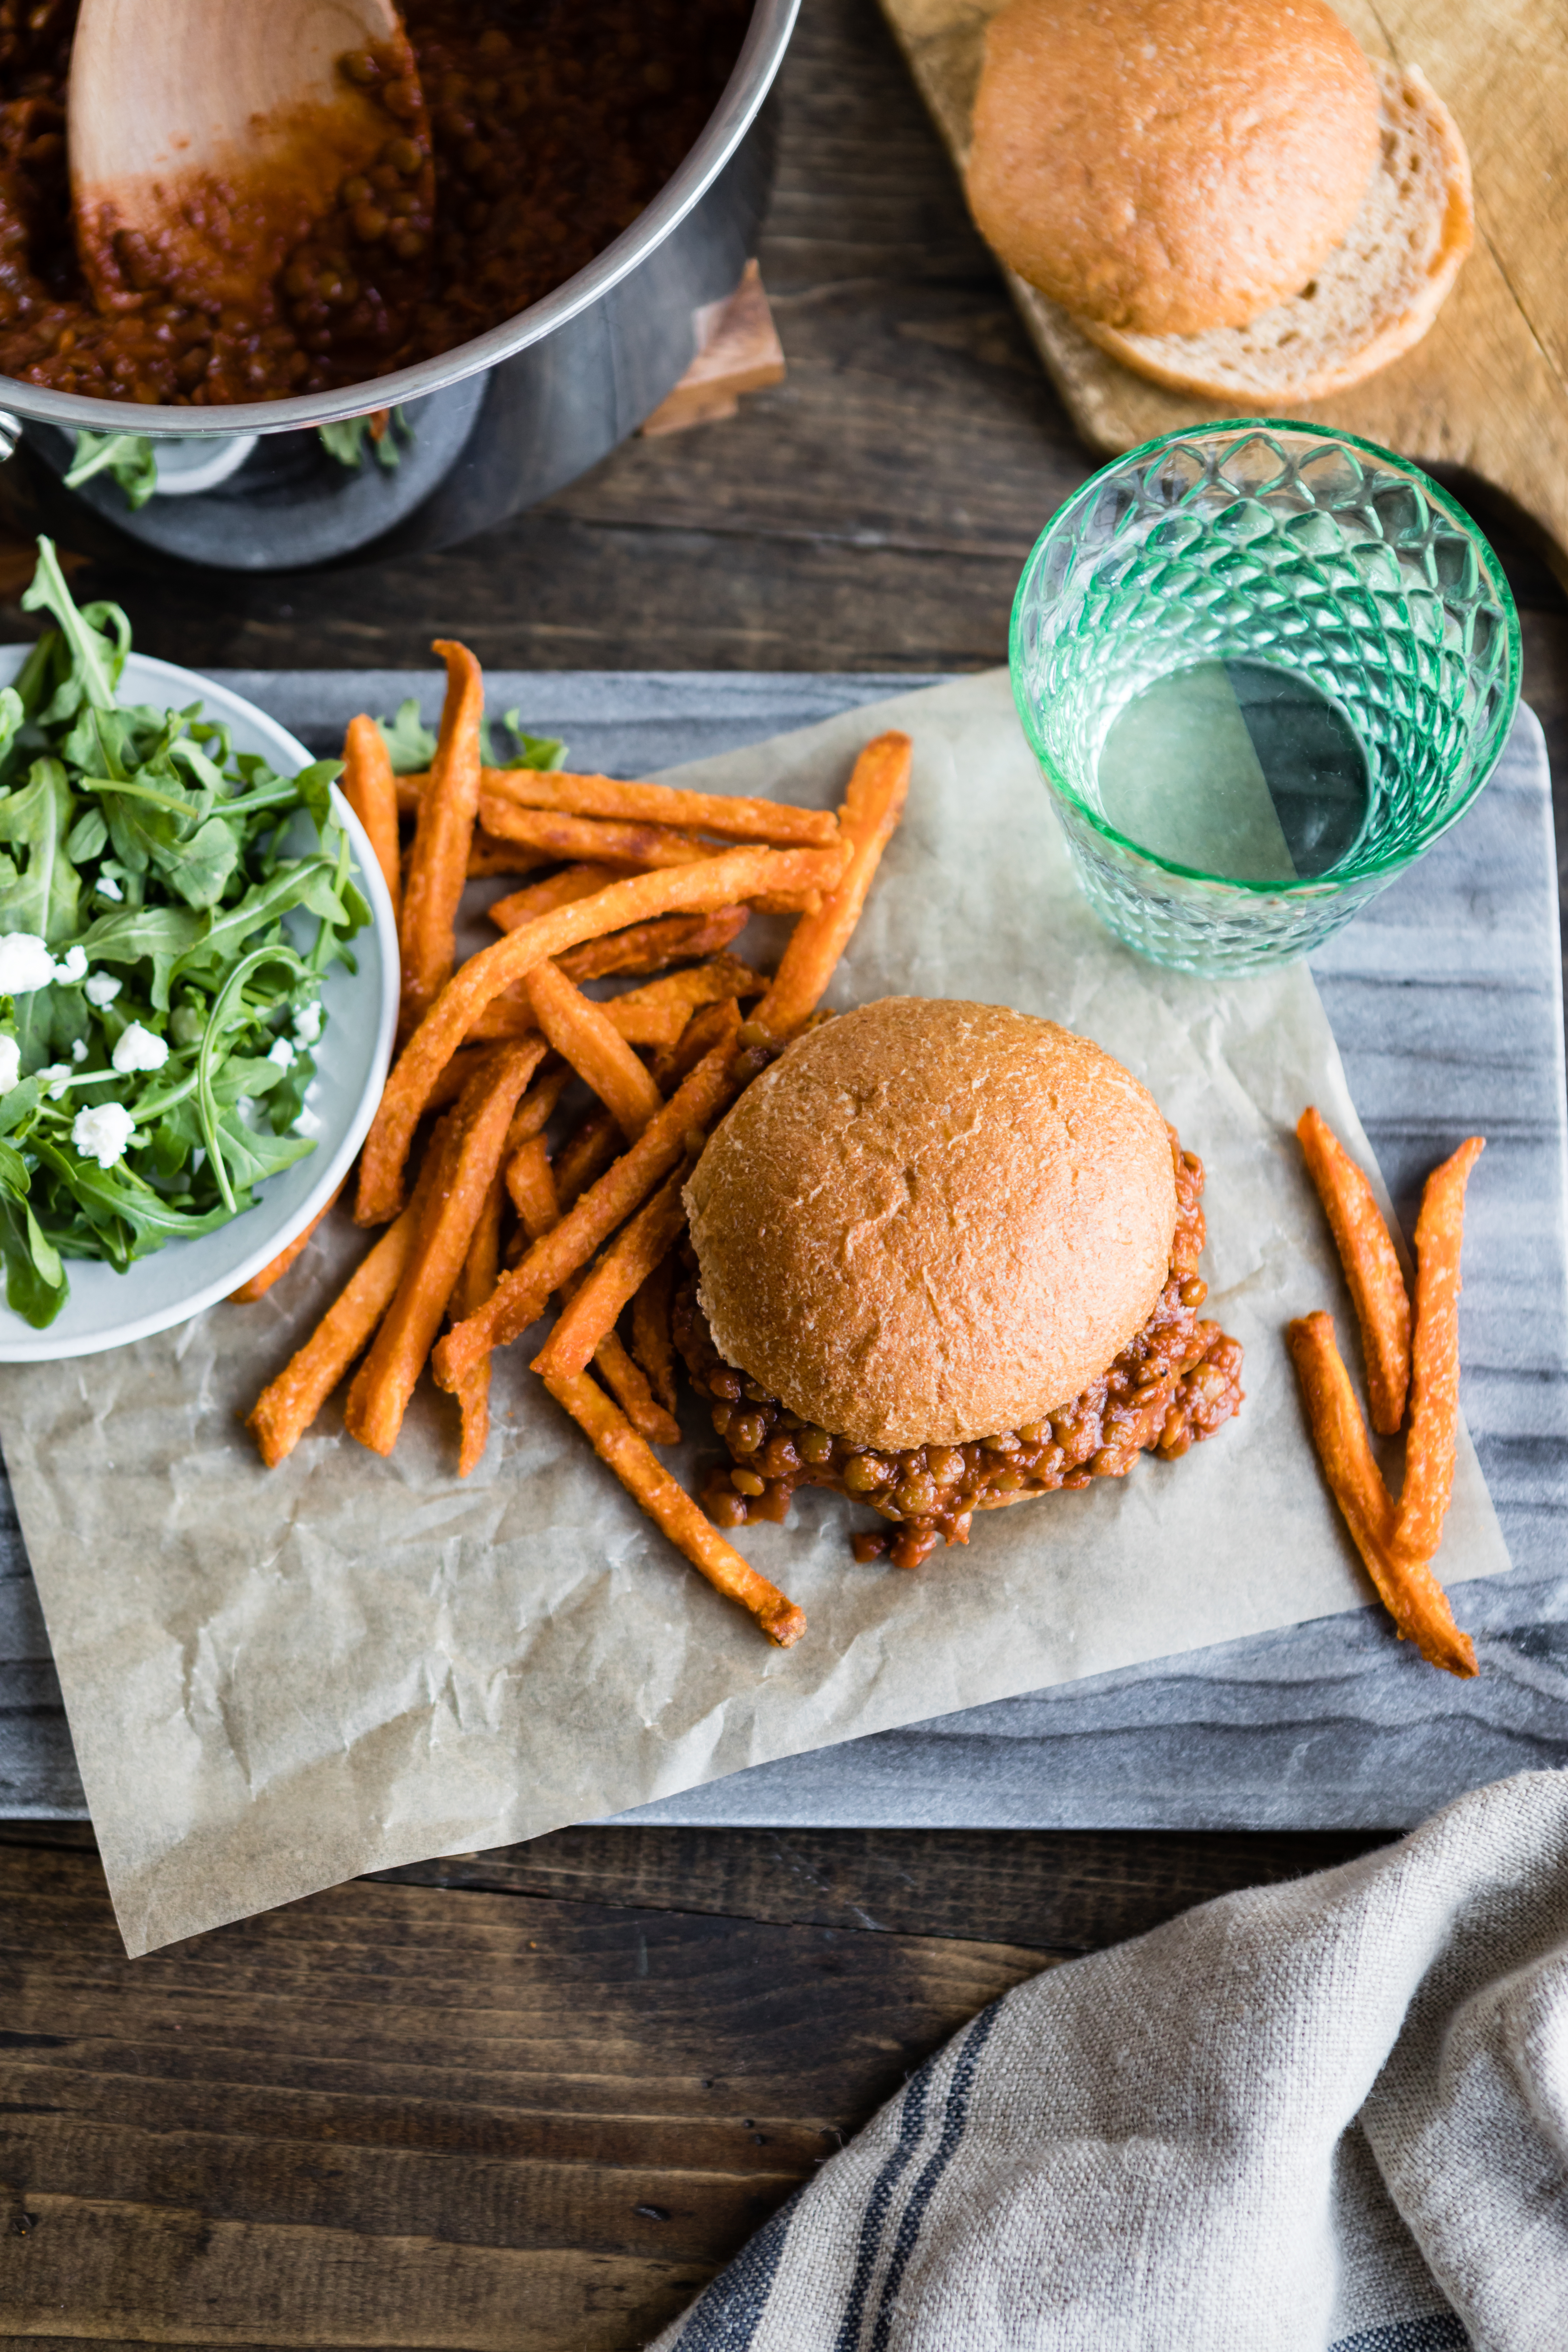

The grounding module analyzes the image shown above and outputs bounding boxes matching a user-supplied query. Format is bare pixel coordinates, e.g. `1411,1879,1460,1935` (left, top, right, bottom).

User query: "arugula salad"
0,540,368,1329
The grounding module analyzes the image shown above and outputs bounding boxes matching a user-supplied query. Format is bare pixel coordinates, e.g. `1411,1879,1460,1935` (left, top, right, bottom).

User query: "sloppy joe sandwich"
678,996,1244,1569
964,0,1472,402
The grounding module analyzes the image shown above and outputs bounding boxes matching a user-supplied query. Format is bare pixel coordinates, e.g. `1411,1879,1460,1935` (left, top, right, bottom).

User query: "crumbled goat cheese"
0,932,58,994
292,999,323,1044
0,1036,19,1094
38,1063,72,1099
72,1101,136,1168
70,1037,87,1063
54,944,87,984
111,1022,168,1074
84,971,121,1008
96,873,123,902
267,1034,296,1070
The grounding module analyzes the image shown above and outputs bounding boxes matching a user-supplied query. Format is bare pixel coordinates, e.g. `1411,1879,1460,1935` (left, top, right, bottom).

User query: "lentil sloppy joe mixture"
0,0,750,405
676,1131,1246,1570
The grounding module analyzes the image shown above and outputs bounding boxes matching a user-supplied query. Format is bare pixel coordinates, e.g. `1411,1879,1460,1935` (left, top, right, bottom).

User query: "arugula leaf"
375,697,437,774
498,709,567,771
0,540,360,1319
21,541,126,714
0,757,79,942
161,814,241,910
82,904,204,1008
63,430,159,512
318,409,405,471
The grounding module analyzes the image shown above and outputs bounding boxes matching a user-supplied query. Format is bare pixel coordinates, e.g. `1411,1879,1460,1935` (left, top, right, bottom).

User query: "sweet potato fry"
465,956,764,1049
355,845,839,1224
649,997,746,1092
753,732,912,1038
554,1104,621,1210
630,1251,678,1414
454,1172,505,1477
533,1167,691,1384
230,1181,345,1302
608,957,765,1045
481,766,840,847
525,958,664,1139
489,864,622,932
476,797,715,870
402,766,838,851
432,1010,741,1391
1288,1310,1476,1678
550,1251,679,1441
506,1132,559,1238
399,640,484,1038
504,1062,571,1154
541,1366,806,1645
341,715,401,923
469,833,551,880
555,906,750,981
246,1149,441,1467
1297,1107,1411,1434
426,1042,530,1114
589,1332,680,1443
1394,1136,1485,1569
346,1042,542,1456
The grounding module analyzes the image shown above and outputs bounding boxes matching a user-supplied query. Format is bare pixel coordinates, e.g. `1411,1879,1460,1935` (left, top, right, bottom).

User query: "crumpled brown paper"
0,672,1510,1954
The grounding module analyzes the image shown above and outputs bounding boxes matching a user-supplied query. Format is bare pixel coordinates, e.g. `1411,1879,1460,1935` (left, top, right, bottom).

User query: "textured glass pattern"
1009,424,1521,974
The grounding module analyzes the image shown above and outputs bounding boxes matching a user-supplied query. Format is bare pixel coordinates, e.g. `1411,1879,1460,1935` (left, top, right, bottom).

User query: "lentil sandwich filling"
675,1133,1244,1569
675,996,1245,1572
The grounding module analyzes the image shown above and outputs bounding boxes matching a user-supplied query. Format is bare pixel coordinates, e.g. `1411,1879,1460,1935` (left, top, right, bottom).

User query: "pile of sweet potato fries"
1289,1107,1484,1678
236,639,912,1648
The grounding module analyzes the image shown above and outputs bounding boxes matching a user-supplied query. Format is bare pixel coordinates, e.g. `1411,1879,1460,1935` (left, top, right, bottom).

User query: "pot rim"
1,0,799,440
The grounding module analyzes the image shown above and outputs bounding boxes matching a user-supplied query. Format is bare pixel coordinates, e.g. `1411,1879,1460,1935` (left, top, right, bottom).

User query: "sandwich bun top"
964,0,1381,337
684,996,1179,1451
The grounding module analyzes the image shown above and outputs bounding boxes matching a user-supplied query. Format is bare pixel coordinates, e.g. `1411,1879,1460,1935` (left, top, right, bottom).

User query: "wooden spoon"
68,0,427,321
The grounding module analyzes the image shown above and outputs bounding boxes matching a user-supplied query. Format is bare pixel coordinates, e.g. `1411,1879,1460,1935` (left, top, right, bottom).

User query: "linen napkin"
653,1767,1568,2350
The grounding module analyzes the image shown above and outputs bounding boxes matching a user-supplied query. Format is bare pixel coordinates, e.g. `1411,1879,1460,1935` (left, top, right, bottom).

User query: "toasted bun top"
965,0,1380,336
685,997,1179,1450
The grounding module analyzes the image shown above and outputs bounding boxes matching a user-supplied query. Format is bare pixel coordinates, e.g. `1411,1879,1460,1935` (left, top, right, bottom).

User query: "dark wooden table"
4,0,1567,2343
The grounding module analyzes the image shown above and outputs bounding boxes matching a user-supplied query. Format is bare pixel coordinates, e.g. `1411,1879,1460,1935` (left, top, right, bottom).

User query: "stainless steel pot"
0,0,798,572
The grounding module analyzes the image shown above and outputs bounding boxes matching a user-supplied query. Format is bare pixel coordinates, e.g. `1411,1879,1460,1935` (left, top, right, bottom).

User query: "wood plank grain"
0,1846,1040,2349
370,1821,1386,1952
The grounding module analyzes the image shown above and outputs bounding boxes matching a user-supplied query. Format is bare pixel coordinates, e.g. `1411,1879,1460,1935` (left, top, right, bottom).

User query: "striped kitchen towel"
651,1769,1568,2350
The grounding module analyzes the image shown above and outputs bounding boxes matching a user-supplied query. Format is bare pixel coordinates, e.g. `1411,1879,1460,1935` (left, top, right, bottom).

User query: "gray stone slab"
4,674,1564,1828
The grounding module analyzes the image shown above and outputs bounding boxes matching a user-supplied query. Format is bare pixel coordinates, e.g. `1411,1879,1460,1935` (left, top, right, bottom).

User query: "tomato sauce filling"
0,0,751,405
673,1135,1246,1570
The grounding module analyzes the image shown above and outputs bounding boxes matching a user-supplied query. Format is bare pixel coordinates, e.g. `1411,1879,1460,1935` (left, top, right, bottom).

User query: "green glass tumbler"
1008,422,1521,975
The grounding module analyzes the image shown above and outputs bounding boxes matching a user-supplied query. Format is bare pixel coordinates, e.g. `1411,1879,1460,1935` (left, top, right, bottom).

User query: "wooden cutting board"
876,0,1568,577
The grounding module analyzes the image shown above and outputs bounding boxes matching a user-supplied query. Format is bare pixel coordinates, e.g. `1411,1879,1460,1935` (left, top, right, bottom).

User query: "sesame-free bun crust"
1082,60,1473,400
684,998,1178,1451
965,0,1379,337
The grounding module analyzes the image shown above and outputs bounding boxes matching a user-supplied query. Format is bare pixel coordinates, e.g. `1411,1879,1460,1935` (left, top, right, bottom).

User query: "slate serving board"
2,671,1564,1829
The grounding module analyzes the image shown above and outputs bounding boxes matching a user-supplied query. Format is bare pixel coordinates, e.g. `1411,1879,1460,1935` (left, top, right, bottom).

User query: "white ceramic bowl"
0,649,399,1361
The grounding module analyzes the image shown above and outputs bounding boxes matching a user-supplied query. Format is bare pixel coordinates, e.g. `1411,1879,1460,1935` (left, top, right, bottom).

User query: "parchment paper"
0,671,1511,1954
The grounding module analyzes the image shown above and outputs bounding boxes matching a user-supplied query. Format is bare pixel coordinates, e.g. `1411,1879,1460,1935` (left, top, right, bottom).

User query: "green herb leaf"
21,541,127,714
0,756,79,943
375,697,438,774
63,431,159,512
499,709,568,770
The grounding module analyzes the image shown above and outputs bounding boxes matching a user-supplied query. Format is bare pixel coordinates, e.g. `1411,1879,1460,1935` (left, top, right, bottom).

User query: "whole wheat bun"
1081,60,1472,400
684,997,1178,1451
965,0,1380,337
